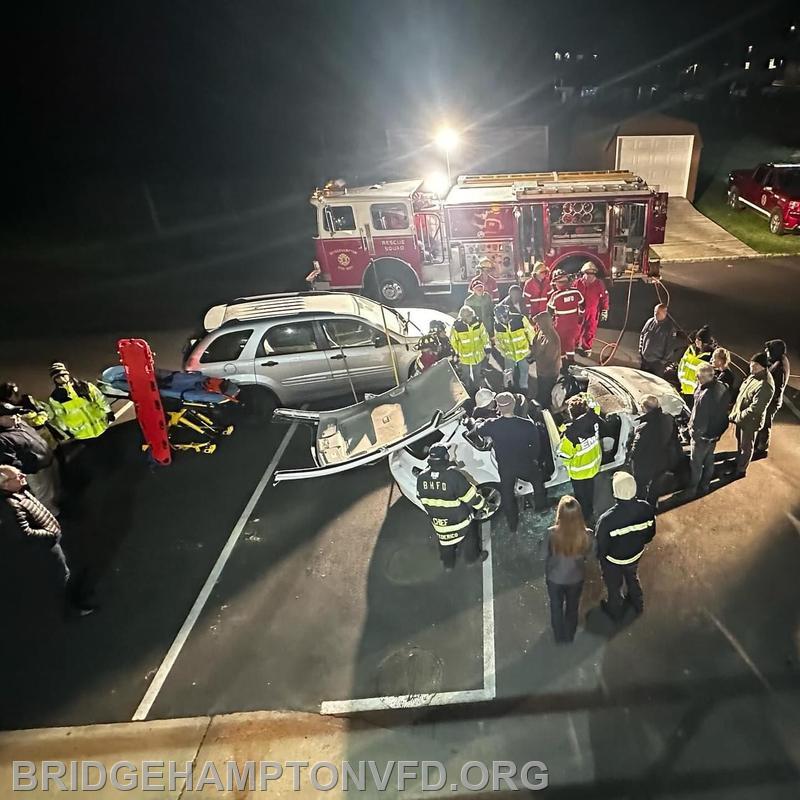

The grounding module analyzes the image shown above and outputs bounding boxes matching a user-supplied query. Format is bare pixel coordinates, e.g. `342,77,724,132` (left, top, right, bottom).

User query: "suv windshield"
348,296,417,337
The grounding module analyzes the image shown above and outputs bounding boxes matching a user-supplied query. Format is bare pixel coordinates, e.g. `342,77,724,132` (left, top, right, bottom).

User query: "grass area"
695,181,800,255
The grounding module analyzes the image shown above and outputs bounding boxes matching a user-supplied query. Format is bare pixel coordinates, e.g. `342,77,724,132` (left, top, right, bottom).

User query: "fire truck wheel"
364,262,418,306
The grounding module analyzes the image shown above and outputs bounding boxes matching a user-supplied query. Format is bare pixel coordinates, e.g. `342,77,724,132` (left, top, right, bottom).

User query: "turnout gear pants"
580,310,601,351
547,580,583,642
438,521,481,570
555,318,581,359
602,560,643,619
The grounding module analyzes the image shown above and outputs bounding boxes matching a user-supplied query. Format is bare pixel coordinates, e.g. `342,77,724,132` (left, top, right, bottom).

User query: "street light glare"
435,127,459,151
424,172,450,197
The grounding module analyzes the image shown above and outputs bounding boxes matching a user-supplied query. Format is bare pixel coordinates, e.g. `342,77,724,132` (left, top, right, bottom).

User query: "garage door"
615,135,694,198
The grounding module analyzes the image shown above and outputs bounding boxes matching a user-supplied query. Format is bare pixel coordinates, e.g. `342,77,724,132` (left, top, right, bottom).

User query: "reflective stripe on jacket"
47,382,110,440
495,315,535,362
595,498,656,565
416,465,485,545
547,288,585,317
450,320,490,366
557,412,601,480
677,345,711,395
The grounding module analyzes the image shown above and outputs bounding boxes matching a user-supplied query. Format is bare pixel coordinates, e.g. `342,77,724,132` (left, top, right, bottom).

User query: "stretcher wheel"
221,425,235,436
202,443,217,454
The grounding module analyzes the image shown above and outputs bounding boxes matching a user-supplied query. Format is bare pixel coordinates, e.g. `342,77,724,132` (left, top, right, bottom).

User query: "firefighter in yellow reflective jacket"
557,394,602,520
677,325,714,408
494,294,535,392
46,362,112,441
449,306,490,393
416,444,488,570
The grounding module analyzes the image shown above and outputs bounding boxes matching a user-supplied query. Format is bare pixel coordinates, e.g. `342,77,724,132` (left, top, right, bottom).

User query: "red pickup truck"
727,163,800,235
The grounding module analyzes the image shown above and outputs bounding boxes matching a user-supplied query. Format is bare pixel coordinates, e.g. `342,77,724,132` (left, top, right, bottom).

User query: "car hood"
394,307,455,339
593,366,688,417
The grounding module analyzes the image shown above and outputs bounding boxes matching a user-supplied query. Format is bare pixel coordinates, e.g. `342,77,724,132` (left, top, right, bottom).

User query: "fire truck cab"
309,171,667,304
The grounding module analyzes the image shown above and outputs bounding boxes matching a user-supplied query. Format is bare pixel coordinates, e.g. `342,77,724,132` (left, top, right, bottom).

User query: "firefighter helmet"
532,261,548,274
429,319,447,334
428,444,450,463
580,261,599,275
416,334,439,351
551,268,570,283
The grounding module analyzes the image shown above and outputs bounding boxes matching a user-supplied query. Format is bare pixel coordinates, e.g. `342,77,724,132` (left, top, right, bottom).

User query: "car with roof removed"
183,292,455,417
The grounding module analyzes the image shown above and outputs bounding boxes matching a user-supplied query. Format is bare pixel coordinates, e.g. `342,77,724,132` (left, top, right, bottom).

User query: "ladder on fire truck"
457,170,648,195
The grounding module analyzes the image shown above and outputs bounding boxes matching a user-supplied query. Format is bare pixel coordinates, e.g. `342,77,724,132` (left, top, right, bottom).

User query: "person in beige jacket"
728,352,774,477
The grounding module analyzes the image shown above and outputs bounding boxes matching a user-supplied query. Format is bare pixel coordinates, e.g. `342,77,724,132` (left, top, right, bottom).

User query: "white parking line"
703,608,772,692
320,520,497,715
113,400,133,421
131,419,301,721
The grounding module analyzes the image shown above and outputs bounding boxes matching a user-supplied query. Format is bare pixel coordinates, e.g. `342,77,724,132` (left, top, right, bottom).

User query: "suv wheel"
769,209,785,235
728,189,742,211
475,483,502,521
240,386,277,422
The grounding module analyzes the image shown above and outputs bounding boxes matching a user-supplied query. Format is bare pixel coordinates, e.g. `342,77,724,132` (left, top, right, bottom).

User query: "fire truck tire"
727,188,743,211
239,386,277,422
364,260,419,305
769,210,785,236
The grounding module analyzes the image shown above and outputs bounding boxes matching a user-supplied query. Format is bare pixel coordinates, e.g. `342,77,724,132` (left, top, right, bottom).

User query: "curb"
657,252,796,264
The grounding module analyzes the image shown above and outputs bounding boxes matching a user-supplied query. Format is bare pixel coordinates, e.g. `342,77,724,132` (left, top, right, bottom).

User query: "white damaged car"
272,360,689,516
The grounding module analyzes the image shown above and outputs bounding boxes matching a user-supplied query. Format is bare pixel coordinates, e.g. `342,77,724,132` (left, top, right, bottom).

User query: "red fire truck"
308,171,668,304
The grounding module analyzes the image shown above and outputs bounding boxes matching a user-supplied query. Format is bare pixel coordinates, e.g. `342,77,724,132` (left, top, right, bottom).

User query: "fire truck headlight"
425,172,450,197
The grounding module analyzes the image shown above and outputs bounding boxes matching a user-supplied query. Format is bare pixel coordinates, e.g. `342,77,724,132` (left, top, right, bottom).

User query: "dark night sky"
6,0,788,183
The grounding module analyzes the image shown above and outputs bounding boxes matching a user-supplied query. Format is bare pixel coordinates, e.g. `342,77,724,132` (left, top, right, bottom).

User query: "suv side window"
322,319,382,348
262,322,319,356
753,166,768,184
199,330,253,364
322,205,356,232
371,203,410,230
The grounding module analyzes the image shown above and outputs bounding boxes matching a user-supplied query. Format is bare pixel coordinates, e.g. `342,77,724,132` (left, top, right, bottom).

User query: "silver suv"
184,292,454,416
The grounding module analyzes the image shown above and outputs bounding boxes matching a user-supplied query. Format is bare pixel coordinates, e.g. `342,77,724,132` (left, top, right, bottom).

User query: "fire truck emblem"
337,253,351,267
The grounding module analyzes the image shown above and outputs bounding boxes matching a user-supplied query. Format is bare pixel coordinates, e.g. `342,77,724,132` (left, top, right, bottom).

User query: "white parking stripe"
320,520,497,715
131,419,301,721
481,520,496,697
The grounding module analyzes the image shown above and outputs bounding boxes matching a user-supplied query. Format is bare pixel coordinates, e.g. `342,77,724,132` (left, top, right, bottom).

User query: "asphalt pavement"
1,255,800,796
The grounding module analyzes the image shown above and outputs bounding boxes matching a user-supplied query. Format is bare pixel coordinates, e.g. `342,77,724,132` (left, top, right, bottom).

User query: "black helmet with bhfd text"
551,268,569,284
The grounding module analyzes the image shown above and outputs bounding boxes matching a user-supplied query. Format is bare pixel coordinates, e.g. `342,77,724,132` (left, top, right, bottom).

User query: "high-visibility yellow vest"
496,316,535,362
557,416,602,481
677,345,711,395
450,321,490,366
47,382,110,440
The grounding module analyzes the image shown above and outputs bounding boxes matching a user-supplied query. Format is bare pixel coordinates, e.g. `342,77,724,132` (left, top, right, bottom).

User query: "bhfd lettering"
422,479,448,492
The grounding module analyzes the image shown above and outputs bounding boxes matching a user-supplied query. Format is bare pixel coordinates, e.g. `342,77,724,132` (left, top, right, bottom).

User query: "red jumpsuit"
470,272,499,301
574,276,609,351
547,286,585,358
522,274,551,318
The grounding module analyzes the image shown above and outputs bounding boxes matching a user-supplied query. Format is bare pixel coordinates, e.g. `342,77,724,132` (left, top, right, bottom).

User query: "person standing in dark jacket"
0,411,59,514
479,392,548,531
729,353,775,478
0,465,94,615
638,304,676,377
530,310,562,410
629,395,680,506
754,339,790,459
687,364,730,496
596,471,656,620
542,495,594,643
